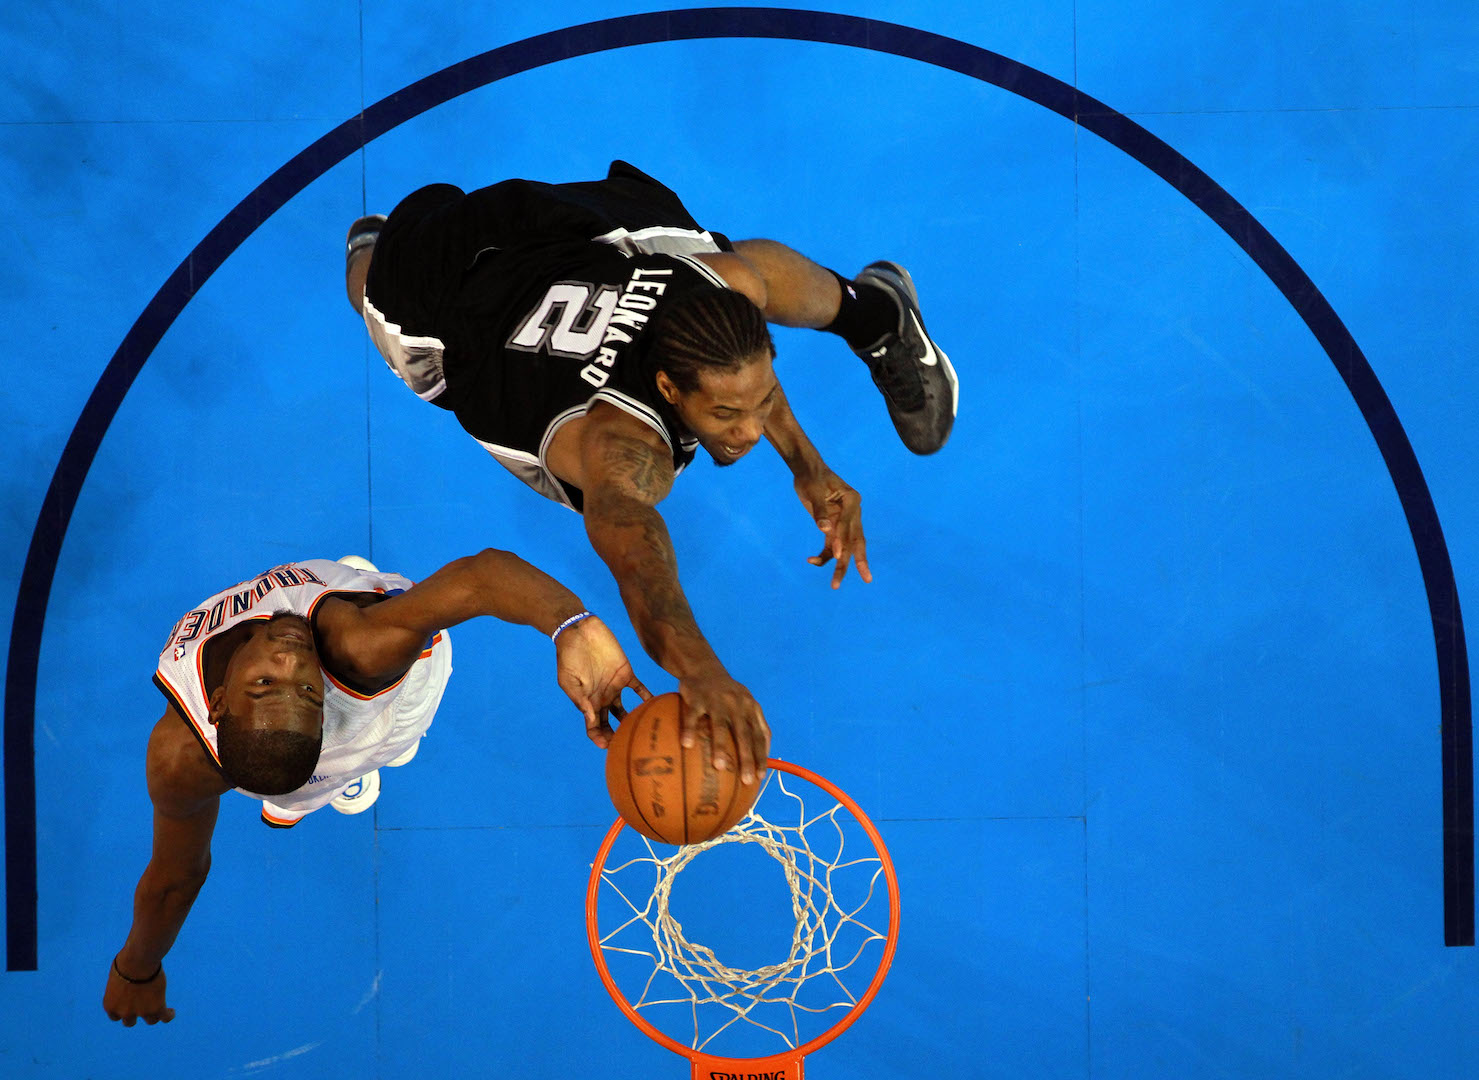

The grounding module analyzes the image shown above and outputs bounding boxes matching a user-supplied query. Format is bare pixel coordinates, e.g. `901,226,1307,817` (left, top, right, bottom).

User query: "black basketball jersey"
437,241,731,511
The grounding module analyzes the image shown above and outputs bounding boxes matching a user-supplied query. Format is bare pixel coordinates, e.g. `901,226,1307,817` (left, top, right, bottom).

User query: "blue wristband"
550,611,594,643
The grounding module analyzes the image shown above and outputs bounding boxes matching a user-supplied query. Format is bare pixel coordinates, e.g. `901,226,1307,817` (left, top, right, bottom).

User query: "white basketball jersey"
154,559,453,827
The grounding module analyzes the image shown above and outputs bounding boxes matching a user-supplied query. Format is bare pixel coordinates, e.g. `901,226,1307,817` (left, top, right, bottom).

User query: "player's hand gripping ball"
604,693,760,845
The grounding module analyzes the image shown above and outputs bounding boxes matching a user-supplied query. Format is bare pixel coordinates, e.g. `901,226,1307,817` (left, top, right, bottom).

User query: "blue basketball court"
2,3,1476,1077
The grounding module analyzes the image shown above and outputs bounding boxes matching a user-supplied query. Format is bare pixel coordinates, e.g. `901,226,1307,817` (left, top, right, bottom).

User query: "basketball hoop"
586,759,900,1079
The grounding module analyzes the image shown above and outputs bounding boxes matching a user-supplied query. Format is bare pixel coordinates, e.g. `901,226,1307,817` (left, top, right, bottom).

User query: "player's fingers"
831,548,852,590
745,702,771,783
843,516,872,584
592,669,625,716
122,1015,137,1028
831,503,866,588
754,710,772,779
162,1008,176,1023
735,717,761,785
628,672,653,702
710,714,737,775
809,538,833,567
678,695,701,748
752,738,770,782
702,713,726,772
583,703,610,748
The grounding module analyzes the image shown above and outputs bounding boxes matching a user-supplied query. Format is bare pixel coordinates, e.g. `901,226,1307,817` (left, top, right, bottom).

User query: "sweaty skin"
104,550,645,1027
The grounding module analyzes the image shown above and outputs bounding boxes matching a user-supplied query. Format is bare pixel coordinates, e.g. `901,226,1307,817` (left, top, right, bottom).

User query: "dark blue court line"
6,8,1471,970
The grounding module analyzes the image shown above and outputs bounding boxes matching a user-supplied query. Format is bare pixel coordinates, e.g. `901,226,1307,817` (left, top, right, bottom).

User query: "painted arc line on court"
5,8,1470,971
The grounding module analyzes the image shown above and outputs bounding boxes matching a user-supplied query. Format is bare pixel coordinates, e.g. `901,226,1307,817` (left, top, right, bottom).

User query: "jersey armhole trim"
306,589,444,700
153,673,225,774
587,389,675,455
534,404,590,511
672,253,732,290
305,590,413,701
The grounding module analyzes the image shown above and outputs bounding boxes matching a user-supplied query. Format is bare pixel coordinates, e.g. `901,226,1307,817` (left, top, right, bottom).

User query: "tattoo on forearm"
587,488,707,665
633,573,698,661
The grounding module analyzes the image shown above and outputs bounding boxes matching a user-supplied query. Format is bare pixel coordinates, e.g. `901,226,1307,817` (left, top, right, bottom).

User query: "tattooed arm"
579,404,769,782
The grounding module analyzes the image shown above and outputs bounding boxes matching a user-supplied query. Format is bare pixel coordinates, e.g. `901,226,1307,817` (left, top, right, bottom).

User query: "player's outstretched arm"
104,710,226,1027
580,407,770,783
315,549,647,736
762,384,871,589
319,548,587,676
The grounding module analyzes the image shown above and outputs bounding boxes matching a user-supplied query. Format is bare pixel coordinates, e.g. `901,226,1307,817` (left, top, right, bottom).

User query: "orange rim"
585,757,900,1064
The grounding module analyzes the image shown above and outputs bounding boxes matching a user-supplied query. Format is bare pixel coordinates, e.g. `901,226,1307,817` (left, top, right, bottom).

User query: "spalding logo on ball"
604,692,761,845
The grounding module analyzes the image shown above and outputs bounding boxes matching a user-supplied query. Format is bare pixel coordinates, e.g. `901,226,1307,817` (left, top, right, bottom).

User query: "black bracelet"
112,955,162,985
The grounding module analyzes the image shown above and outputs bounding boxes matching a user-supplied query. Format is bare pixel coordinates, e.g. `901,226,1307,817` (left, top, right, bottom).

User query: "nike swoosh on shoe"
909,313,939,366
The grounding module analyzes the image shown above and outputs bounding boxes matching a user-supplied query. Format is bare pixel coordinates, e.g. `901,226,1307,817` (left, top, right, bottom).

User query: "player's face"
664,355,779,467
219,612,325,736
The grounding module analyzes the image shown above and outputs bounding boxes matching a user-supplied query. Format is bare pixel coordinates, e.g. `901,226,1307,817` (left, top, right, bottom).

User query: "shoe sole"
330,769,380,814
346,214,386,246
345,214,386,270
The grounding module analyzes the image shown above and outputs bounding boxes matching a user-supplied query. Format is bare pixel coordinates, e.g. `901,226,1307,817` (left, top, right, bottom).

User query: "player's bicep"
144,713,223,880
312,593,439,685
581,409,676,512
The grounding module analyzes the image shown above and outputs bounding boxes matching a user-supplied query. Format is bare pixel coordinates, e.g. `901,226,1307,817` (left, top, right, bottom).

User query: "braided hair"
648,286,774,393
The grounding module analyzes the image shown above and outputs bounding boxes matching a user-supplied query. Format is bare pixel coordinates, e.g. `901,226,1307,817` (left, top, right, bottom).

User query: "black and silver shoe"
852,261,958,455
345,214,386,313
345,213,386,269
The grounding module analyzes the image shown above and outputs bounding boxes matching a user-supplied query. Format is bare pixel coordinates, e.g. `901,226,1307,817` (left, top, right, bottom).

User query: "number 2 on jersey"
507,282,619,359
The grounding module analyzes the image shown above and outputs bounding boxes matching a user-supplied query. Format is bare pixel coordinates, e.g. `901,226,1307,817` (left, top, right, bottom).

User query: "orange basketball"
604,692,761,845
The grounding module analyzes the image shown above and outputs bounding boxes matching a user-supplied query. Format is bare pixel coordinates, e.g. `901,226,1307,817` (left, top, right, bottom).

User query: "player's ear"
654,370,680,405
207,686,225,727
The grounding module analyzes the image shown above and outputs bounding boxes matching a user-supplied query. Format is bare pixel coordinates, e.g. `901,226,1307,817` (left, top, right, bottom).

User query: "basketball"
604,692,761,845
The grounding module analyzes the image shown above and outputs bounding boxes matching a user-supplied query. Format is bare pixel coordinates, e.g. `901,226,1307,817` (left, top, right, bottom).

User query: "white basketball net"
594,771,890,1054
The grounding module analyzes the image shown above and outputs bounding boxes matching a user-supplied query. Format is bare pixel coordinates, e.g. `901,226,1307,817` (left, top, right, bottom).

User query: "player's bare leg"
344,215,386,316
731,237,959,455
729,239,842,328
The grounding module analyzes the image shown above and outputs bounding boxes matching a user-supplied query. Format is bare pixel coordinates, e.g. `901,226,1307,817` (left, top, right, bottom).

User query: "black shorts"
364,160,731,347
358,162,735,505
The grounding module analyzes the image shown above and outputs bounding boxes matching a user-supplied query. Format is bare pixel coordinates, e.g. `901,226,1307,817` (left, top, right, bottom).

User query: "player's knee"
723,253,769,314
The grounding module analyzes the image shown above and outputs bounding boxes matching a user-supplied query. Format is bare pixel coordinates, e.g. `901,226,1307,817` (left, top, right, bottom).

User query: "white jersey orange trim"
154,559,453,827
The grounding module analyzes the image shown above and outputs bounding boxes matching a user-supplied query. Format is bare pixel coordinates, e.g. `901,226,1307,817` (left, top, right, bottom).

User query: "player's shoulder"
578,401,677,506
308,594,412,691
579,396,677,473
147,706,228,810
